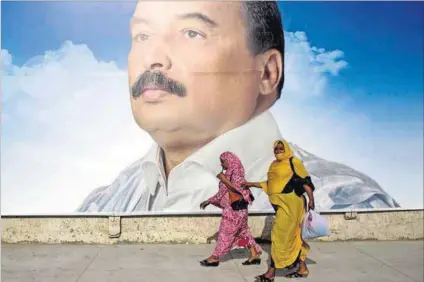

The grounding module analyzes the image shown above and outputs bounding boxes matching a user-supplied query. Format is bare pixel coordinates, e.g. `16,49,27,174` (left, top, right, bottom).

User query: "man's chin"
136,118,181,133
137,120,213,149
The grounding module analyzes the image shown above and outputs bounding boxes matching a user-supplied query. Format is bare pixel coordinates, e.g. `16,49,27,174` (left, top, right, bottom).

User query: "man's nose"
143,44,172,71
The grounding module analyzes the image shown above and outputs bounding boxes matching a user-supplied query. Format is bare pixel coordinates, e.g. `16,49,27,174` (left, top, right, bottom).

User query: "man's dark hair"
241,1,284,100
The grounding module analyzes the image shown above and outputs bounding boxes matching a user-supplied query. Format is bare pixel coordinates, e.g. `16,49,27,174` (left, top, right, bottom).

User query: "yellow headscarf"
260,139,309,195
274,139,293,161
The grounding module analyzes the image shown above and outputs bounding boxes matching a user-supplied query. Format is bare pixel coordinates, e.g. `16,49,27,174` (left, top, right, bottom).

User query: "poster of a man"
76,1,400,213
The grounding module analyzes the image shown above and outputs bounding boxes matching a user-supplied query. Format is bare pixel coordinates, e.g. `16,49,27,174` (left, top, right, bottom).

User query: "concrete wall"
1,209,423,244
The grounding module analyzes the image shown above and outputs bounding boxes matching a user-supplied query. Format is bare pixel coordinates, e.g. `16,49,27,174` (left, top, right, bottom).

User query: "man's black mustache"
131,71,187,98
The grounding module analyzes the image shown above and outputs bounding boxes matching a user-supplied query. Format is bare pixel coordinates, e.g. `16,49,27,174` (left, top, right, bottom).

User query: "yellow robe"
260,140,310,269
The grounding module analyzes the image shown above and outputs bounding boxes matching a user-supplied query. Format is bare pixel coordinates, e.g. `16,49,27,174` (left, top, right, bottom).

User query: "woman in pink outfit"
199,151,263,267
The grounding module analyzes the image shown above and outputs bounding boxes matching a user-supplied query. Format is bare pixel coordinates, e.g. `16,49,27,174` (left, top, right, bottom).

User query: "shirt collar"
187,110,282,174
140,143,163,195
140,110,282,195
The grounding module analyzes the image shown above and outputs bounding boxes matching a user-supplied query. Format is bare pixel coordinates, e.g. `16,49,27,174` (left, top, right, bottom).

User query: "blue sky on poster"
1,1,423,213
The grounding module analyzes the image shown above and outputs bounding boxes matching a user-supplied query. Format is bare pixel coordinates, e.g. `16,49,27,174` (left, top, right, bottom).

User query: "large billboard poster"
1,1,423,215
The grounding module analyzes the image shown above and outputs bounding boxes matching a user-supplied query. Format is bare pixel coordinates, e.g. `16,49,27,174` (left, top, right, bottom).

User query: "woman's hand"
216,172,225,181
200,200,210,210
241,182,251,189
303,184,315,210
308,199,315,210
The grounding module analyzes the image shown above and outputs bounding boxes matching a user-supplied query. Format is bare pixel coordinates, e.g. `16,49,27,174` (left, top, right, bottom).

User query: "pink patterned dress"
208,152,263,258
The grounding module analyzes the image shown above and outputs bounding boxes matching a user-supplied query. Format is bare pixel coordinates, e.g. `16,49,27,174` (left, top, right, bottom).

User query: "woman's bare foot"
285,260,309,278
242,247,262,265
248,246,261,260
206,255,219,263
247,255,261,261
263,268,275,279
255,271,275,281
199,255,220,267
298,260,309,275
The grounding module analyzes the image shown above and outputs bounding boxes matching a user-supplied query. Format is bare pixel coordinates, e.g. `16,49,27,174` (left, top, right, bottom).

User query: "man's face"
128,1,263,146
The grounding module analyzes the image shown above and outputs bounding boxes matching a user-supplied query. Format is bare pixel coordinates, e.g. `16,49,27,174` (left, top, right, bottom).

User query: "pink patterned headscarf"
220,151,252,204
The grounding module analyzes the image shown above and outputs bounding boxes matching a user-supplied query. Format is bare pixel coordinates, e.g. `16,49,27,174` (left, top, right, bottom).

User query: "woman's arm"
303,184,315,210
207,184,226,208
291,158,315,209
219,173,254,202
218,174,241,194
242,182,264,189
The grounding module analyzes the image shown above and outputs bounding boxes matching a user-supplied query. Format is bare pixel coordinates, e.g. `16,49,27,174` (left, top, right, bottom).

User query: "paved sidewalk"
2,241,423,282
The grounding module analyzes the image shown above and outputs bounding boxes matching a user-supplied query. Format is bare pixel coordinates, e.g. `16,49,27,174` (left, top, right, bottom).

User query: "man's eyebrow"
130,16,149,26
177,12,218,27
129,13,218,28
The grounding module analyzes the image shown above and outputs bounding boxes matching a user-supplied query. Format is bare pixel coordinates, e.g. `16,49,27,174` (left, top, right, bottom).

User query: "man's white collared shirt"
77,110,400,213
77,110,280,213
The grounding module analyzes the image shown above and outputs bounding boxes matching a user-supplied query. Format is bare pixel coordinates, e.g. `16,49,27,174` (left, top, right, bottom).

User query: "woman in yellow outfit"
242,139,315,281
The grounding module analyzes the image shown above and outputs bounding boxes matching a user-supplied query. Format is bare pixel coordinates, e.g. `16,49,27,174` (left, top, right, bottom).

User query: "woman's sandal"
242,258,261,265
199,259,219,267
255,274,275,282
285,272,309,278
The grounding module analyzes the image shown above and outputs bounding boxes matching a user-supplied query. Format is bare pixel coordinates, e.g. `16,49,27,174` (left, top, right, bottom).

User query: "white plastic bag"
301,209,331,239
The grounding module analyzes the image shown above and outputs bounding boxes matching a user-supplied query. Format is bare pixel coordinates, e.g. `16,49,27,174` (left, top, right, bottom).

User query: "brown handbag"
227,172,254,211
229,189,243,203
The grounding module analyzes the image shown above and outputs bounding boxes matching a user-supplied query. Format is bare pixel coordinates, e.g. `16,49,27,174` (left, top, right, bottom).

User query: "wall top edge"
1,208,423,218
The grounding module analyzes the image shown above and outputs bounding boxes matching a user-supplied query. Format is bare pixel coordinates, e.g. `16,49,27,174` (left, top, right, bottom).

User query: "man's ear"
257,49,283,96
